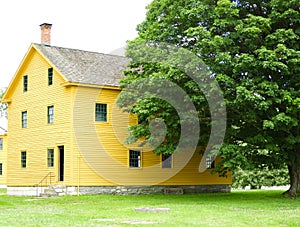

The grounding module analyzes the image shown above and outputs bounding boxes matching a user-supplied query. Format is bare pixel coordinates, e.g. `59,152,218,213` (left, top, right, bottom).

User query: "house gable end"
2,44,68,103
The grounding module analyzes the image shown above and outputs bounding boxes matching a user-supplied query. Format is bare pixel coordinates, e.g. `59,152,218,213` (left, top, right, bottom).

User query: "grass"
0,189,299,226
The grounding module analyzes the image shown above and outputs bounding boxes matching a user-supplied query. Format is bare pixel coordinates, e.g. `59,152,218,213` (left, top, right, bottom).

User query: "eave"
61,82,121,90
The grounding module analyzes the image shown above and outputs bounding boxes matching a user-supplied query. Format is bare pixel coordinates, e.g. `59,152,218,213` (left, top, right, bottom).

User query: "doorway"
58,146,64,182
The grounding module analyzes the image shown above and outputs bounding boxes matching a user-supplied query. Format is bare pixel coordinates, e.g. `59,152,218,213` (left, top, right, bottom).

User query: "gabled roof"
2,43,129,103
33,43,129,87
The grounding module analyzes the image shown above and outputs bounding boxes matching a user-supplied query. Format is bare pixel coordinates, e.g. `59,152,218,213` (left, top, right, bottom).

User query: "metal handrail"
35,172,55,196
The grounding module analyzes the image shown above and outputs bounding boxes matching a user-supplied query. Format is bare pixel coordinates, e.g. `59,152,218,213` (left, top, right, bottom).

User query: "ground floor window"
47,149,54,167
162,154,172,168
205,155,215,169
0,163,2,175
129,150,141,168
21,151,27,168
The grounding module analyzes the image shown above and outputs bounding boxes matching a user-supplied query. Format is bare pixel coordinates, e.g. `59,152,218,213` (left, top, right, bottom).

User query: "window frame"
47,106,54,124
21,151,27,168
48,68,53,86
129,149,141,168
22,111,27,128
47,148,54,168
23,75,28,92
162,154,173,168
95,103,108,122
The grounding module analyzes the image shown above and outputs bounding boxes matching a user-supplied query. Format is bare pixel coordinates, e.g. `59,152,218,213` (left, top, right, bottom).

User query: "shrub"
232,167,289,189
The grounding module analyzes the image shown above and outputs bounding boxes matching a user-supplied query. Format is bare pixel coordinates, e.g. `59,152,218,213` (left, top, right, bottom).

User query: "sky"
0,0,152,129
0,0,152,89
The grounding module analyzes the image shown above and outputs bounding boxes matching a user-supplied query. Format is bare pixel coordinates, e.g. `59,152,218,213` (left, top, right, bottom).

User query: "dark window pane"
23,75,28,92
21,151,27,168
95,103,107,122
48,68,53,86
129,150,141,168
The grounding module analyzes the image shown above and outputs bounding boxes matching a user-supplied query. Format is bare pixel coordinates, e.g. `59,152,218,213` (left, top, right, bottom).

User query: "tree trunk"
285,164,300,197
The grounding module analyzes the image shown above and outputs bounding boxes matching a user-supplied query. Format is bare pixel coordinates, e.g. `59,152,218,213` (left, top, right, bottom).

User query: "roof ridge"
33,43,128,59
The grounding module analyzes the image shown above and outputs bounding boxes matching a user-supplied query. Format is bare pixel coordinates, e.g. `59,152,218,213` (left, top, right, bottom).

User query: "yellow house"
1,24,231,196
0,133,7,187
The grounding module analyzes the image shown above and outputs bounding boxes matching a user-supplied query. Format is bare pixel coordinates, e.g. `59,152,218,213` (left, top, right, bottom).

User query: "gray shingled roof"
34,43,129,86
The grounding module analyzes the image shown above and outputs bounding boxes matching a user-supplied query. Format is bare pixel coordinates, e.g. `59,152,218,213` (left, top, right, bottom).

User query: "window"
95,103,107,122
162,154,172,168
22,111,27,128
0,163,2,175
129,150,141,168
21,151,27,168
205,155,215,169
48,106,54,124
0,138,2,150
48,68,53,86
47,149,54,167
23,75,28,92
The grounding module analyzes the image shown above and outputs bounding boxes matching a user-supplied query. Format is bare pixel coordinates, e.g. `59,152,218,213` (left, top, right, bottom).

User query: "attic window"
23,75,28,92
48,68,53,86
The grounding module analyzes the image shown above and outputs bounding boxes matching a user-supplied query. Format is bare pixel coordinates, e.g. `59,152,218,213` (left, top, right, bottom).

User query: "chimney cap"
40,23,52,27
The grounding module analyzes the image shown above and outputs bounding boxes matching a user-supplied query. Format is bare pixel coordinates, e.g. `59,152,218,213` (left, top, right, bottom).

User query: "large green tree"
118,0,300,196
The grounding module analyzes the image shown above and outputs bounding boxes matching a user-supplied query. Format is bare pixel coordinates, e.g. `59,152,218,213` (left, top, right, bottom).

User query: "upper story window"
23,75,28,92
48,68,53,86
95,103,107,122
22,111,27,128
0,138,2,150
162,154,172,168
47,106,54,124
21,151,27,168
129,150,141,168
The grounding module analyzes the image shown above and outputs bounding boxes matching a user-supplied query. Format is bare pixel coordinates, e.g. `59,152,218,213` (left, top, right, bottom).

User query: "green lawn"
0,189,299,226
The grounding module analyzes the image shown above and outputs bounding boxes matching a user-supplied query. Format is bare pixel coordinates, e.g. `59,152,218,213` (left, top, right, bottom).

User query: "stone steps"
39,184,67,197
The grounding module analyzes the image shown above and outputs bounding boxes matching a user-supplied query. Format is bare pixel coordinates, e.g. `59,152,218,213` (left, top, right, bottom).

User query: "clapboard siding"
70,86,231,186
6,48,72,186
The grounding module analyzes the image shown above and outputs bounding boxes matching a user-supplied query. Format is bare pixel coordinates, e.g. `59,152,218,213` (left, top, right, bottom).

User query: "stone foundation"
78,184,231,195
6,184,231,196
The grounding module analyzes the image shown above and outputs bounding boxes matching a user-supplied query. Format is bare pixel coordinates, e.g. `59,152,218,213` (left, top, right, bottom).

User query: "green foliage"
118,0,300,194
232,167,289,189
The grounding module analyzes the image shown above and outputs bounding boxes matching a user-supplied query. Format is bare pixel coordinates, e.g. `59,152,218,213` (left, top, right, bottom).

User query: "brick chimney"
40,23,52,45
